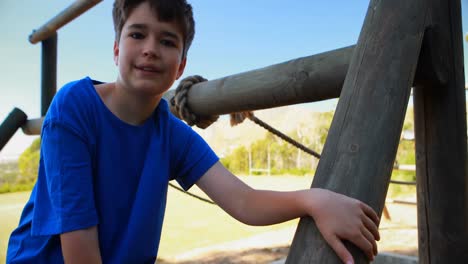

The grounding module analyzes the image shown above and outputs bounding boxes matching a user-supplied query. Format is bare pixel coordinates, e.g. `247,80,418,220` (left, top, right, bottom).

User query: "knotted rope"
171,75,320,158
171,75,219,129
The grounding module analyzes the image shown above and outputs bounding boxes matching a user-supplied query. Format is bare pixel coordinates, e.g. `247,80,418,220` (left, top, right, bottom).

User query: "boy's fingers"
349,234,375,261
363,215,380,241
326,236,354,264
361,226,378,256
360,202,380,225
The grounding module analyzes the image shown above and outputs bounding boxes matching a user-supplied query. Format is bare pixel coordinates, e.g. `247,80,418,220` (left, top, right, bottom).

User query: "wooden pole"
0,108,28,151
286,0,429,263
29,0,102,44
163,46,353,116
413,0,468,262
21,118,43,136
41,33,57,116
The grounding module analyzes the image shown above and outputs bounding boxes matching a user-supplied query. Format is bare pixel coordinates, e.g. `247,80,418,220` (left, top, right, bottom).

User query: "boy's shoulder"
45,77,99,123
55,76,96,99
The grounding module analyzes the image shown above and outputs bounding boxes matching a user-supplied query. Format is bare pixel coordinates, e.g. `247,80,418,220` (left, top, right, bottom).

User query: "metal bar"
0,108,28,152
41,33,58,116
29,0,102,44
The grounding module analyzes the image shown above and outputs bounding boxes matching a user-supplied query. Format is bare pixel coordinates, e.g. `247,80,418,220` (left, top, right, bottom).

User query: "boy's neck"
95,82,162,126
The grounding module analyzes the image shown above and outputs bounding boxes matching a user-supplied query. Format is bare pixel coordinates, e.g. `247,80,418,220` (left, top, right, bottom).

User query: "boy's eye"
130,32,144,39
160,39,176,47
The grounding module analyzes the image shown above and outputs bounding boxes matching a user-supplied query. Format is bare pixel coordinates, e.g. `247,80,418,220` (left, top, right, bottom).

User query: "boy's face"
114,1,186,97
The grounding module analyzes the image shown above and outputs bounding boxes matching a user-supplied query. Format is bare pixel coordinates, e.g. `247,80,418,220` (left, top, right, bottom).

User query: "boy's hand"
307,189,380,263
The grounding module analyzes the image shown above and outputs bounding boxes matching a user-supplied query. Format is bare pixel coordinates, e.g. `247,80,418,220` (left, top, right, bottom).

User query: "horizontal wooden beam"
393,164,416,171
163,45,354,116
29,0,102,44
21,118,43,136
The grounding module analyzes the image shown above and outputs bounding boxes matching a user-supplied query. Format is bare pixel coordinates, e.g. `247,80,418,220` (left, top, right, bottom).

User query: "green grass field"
0,175,311,263
0,191,31,264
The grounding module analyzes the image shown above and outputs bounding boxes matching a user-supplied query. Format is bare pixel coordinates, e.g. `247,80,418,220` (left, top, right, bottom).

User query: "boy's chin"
133,85,169,98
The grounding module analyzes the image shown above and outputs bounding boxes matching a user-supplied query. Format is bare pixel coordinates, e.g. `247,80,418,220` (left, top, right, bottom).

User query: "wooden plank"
413,0,468,262
285,0,429,263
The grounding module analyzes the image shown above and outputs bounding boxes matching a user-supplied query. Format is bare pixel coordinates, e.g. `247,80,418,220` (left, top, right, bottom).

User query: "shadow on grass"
157,246,289,264
388,248,418,257
156,245,418,264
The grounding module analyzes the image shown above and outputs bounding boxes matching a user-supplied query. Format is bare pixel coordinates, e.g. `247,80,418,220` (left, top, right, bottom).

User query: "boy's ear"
113,41,119,66
176,58,187,80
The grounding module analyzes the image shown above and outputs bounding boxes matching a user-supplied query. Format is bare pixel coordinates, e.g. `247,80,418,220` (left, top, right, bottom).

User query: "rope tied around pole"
170,75,219,129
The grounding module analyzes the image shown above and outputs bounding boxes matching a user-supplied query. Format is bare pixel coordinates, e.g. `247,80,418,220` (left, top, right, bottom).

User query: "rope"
170,78,414,202
171,75,219,129
169,182,216,205
228,110,321,159
231,113,418,186
234,113,417,185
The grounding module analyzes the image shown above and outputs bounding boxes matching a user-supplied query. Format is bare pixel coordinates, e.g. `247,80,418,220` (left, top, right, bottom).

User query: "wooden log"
393,164,416,171
163,46,353,116
41,33,57,116
0,108,28,151
413,0,468,262
285,0,429,263
29,0,102,44
21,118,43,136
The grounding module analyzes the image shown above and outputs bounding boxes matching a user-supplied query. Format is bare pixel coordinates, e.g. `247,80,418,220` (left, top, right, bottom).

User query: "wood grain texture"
163,46,353,116
413,0,468,262
286,0,429,263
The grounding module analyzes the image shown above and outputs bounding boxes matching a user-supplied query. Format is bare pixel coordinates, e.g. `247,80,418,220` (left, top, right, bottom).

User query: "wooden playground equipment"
0,0,466,263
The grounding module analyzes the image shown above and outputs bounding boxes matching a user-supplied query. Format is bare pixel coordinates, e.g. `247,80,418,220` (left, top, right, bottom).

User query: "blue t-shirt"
7,77,219,263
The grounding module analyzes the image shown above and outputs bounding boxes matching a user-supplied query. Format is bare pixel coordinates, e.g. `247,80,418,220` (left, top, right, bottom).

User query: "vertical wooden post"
41,33,57,116
286,0,429,263
413,0,468,262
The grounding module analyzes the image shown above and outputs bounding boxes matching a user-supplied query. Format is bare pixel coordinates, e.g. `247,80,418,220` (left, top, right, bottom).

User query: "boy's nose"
142,40,160,58
143,49,156,58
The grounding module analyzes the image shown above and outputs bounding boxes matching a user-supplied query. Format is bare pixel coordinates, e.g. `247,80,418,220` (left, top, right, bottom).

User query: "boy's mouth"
135,65,161,73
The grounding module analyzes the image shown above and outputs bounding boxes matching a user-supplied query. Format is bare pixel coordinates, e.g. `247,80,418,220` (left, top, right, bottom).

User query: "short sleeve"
170,119,218,191
32,120,98,236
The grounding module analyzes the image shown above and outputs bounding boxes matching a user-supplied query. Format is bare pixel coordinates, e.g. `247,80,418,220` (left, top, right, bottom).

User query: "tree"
17,138,41,184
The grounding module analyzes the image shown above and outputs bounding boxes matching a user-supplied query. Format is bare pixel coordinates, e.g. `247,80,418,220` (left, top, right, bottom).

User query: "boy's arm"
196,161,380,263
60,226,102,264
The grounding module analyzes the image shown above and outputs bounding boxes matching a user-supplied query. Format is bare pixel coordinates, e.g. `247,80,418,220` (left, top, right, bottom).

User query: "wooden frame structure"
0,0,466,263
285,0,467,263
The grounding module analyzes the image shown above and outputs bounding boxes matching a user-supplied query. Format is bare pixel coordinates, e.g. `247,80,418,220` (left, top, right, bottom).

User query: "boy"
7,1,380,263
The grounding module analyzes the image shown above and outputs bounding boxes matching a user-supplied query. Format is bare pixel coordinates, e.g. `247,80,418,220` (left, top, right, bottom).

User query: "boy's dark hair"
112,0,195,58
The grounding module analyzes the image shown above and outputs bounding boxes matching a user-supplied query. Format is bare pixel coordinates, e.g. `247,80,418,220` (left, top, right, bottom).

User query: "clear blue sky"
1,0,467,158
